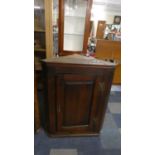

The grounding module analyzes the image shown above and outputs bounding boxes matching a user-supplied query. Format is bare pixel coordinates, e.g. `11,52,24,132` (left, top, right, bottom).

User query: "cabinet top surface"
43,54,115,66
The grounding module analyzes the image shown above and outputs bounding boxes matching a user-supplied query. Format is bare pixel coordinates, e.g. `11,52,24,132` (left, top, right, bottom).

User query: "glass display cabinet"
34,0,46,70
34,0,46,52
58,0,93,55
34,0,93,59
53,0,59,56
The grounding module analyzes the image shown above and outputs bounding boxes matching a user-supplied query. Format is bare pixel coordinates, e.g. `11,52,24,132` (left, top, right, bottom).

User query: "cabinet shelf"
64,33,83,36
34,7,45,11
34,29,45,32
65,15,85,18
34,48,46,52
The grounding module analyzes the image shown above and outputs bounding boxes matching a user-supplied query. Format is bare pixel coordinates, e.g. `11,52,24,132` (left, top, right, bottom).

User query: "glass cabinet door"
62,0,90,53
34,0,46,53
34,0,46,70
53,0,59,56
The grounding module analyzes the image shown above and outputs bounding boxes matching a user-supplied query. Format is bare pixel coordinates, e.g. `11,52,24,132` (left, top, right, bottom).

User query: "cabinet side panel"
95,69,115,132
43,64,56,134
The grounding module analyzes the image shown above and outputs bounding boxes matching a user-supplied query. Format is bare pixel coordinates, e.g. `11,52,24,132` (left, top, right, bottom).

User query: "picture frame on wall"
113,16,121,25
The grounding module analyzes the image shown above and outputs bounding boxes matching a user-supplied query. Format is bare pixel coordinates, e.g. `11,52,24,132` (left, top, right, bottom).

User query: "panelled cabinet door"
56,74,102,134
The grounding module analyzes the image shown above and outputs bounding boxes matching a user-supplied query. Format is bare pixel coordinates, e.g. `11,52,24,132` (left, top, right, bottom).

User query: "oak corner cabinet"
42,54,115,136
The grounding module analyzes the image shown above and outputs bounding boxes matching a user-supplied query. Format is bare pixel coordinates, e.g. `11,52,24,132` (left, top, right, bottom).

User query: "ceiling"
93,0,121,12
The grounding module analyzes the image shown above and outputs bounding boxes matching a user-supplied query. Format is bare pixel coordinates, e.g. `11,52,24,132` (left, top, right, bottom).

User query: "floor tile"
103,149,121,155
106,107,110,113
34,128,47,147
69,136,101,151
78,151,84,155
108,102,121,114
119,128,121,134
112,114,121,128
81,148,121,155
99,129,121,149
50,149,78,155
109,92,121,103
35,142,51,155
111,85,121,92
100,113,118,134
35,91,121,155
83,149,105,155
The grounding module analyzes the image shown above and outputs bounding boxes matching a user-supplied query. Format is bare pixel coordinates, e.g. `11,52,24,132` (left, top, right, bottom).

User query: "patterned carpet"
35,91,121,155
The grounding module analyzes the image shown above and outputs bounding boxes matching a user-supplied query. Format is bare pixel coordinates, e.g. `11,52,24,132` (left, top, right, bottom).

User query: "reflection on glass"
64,0,88,51
53,0,59,56
104,24,121,41
34,0,46,51
34,0,45,30
34,0,46,69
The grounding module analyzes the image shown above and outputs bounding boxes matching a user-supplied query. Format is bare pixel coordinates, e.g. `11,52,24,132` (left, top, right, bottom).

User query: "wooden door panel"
64,80,93,126
96,21,106,39
56,74,97,132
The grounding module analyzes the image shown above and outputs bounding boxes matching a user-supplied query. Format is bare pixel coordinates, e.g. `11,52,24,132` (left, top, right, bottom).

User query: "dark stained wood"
58,0,64,55
47,132,99,137
82,0,93,54
34,74,40,132
57,75,95,132
42,55,115,136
